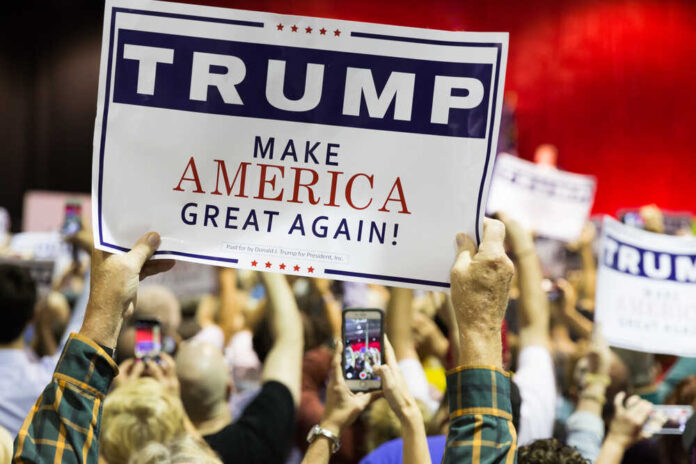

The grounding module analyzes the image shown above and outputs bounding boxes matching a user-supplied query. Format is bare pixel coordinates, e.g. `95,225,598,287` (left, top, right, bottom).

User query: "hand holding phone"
342,309,384,392
643,405,694,435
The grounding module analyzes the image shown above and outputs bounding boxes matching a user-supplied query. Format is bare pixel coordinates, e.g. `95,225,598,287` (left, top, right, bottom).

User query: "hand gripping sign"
595,217,696,356
92,0,508,291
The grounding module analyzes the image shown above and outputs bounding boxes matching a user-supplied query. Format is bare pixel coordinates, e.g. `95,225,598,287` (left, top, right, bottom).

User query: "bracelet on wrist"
583,373,611,387
580,392,606,405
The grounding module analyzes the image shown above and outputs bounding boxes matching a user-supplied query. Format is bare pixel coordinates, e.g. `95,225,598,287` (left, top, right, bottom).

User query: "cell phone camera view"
61,202,82,237
343,317,382,382
134,320,162,360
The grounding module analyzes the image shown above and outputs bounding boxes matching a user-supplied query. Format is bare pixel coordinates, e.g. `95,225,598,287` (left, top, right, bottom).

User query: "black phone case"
341,308,385,392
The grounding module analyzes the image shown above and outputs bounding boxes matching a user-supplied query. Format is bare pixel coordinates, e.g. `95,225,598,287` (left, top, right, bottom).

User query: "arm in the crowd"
578,223,597,311
312,278,341,340
595,393,655,464
301,342,378,464
374,337,431,464
15,232,172,463
566,330,613,462
14,334,119,463
498,213,550,349
217,267,245,344
386,287,417,361
260,272,304,406
440,294,460,367
444,219,517,464
557,278,593,340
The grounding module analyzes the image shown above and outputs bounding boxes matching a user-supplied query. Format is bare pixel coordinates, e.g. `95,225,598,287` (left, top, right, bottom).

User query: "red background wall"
174,0,696,215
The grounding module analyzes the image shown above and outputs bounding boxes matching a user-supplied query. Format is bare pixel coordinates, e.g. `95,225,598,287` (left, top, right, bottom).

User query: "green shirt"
13,333,118,463
443,366,517,464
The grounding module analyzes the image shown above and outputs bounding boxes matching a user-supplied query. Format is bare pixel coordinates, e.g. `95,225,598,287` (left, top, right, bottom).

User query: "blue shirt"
359,435,447,464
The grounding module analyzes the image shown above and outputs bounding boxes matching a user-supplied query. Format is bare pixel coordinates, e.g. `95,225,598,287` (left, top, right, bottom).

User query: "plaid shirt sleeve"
443,366,518,464
13,333,119,464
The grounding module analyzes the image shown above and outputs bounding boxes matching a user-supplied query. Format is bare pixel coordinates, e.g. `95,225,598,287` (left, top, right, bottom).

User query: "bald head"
176,341,230,422
136,285,181,337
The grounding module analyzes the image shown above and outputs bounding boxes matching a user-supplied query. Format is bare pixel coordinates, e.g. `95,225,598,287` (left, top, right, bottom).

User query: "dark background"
1,0,694,232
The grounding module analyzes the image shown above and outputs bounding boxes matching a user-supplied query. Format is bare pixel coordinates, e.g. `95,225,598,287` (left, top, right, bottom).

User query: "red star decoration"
279,263,286,270
293,265,300,272
319,27,327,35
276,23,284,30
251,260,257,267
333,29,341,36
265,261,272,269
308,266,315,273
305,26,313,33
291,25,298,32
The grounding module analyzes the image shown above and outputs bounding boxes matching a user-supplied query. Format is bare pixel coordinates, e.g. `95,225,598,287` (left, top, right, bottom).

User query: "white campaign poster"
595,216,696,356
486,154,596,242
92,0,508,291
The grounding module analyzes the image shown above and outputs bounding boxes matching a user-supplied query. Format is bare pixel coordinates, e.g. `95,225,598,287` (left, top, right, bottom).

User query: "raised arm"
14,233,174,463
217,267,245,344
444,219,517,463
498,213,549,349
386,287,417,360
260,272,304,406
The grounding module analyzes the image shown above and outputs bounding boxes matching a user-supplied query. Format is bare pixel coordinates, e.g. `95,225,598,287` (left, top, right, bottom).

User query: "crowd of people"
0,202,695,464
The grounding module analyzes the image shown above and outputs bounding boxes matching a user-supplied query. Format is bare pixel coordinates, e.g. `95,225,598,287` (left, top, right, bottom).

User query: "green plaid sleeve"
13,333,119,464
443,366,517,464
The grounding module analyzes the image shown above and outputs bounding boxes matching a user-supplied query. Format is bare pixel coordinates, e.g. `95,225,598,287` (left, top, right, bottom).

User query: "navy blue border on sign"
97,8,504,288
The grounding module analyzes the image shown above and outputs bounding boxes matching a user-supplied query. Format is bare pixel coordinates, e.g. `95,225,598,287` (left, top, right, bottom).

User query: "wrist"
319,420,342,437
604,432,631,451
458,329,503,368
79,303,123,348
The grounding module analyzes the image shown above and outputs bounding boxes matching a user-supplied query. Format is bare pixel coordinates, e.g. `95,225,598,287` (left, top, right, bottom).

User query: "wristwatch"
306,424,341,454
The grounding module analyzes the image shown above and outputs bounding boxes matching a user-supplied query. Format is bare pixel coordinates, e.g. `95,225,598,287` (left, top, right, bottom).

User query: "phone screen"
643,405,694,435
134,319,162,360
342,309,383,392
61,202,82,237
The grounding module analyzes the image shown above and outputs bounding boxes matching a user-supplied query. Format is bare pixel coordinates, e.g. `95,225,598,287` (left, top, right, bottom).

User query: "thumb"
126,232,161,269
452,233,476,273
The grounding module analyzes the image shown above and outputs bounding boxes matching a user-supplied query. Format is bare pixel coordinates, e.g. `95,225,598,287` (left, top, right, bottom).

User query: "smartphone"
61,201,82,237
643,405,694,435
134,319,162,360
621,211,645,230
341,308,384,392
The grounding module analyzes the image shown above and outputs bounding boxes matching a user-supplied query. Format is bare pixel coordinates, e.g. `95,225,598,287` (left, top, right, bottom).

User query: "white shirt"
513,345,557,446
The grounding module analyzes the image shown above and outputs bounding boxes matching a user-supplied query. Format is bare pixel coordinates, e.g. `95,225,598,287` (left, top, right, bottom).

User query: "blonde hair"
128,436,222,464
365,398,432,452
101,378,187,464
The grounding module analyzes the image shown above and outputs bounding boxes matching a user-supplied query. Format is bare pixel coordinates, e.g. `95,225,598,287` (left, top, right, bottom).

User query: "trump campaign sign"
486,154,596,242
595,217,696,356
92,0,508,291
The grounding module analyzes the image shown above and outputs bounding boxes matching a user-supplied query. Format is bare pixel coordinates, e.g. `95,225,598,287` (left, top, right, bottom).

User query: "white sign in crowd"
486,153,596,242
92,0,509,290
595,217,696,357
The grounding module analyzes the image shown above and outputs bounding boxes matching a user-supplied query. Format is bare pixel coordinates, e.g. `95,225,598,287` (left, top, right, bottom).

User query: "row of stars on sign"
276,23,341,36
250,260,315,273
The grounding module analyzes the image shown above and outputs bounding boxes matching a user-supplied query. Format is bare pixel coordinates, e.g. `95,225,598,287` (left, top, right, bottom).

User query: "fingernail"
456,234,465,248
148,233,161,248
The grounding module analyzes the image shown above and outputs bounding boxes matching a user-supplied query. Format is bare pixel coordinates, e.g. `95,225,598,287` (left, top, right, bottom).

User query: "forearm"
218,268,243,343
514,248,550,347
260,273,304,405
14,334,118,462
564,306,594,339
595,436,628,464
301,438,332,464
401,410,431,464
387,288,417,360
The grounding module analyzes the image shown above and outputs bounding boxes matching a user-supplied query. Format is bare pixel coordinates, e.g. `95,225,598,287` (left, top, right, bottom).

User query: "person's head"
533,144,559,168
175,341,231,424
0,264,37,345
117,285,182,361
127,436,222,464
101,378,188,464
518,438,589,464
33,291,71,356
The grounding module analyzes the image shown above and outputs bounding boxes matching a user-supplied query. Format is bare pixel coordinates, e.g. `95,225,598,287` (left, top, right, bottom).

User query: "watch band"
307,424,340,454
